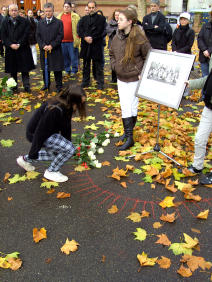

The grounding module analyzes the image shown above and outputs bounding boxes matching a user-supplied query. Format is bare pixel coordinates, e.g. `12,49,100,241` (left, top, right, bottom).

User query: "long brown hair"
120,9,148,65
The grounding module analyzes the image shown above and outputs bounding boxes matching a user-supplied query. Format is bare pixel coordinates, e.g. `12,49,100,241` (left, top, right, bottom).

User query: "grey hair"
8,4,18,10
43,2,54,10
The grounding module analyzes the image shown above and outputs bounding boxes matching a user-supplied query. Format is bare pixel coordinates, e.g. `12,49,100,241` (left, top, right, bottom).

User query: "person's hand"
43,45,49,51
84,36,93,44
10,44,19,50
47,45,53,51
154,25,159,28
138,75,141,80
203,50,210,58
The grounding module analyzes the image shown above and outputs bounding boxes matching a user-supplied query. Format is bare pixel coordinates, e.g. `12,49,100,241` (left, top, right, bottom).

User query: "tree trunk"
137,0,147,22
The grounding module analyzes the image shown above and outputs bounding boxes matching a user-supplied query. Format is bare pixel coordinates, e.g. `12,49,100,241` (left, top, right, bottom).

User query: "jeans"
200,62,209,77
193,106,212,170
61,42,78,74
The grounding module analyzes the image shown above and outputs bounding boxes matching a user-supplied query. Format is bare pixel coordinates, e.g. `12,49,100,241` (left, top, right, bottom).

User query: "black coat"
27,17,37,45
142,11,167,50
1,16,34,73
78,12,106,60
172,24,195,54
203,69,212,110
197,21,212,63
36,17,64,71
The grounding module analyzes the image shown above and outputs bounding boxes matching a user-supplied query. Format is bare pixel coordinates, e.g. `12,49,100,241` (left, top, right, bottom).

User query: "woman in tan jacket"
110,9,151,150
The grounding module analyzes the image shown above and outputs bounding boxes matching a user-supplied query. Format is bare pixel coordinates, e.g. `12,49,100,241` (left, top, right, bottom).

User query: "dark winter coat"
1,16,34,73
142,11,167,50
78,12,106,60
27,102,73,159
27,16,37,45
0,14,4,40
109,29,151,82
172,24,195,54
106,19,118,49
197,21,212,63
203,69,212,110
36,17,64,71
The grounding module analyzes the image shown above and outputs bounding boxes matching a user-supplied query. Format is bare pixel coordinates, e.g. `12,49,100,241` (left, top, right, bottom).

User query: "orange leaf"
153,222,163,229
188,179,199,185
160,212,176,223
165,179,177,193
102,161,111,166
120,182,127,188
191,228,201,234
101,255,106,263
7,258,22,271
33,227,47,243
141,210,150,218
182,168,196,177
108,205,118,214
111,173,120,181
205,184,212,188
126,164,134,170
4,172,11,183
157,256,171,269
46,189,55,194
61,238,79,255
8,197,13,201
146,166,159,176
161,168,172,178
151,184,156,189
155,234,171,246
180,254,212,272
57,192,71,199
177,264,192,277
115,140,124,146
138,182,145,186
184,193,201,201
196,209,209,219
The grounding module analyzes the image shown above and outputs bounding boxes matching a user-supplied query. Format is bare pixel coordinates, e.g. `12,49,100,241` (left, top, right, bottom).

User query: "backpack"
164,22,173,43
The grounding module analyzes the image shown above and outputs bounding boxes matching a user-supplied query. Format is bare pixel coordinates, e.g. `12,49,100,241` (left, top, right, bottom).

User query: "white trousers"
117,79,139,118
30,44,37,66
193,106,212,170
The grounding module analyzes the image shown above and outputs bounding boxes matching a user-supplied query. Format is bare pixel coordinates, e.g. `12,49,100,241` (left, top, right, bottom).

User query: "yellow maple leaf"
108,205,118,214
137,251,158,266
183,233,199,249
61,238,79,255
153,222,163,229
33,227,47,243
0,257,11,269
126,212,142,223
159,196,175,208
197,209,209,219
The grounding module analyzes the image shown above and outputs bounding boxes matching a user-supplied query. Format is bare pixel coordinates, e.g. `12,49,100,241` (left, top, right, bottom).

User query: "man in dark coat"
197,12,212,77
36,2,64,92
1,4,34,92
0,6,7,57
78,0,106,89
142,0,167,50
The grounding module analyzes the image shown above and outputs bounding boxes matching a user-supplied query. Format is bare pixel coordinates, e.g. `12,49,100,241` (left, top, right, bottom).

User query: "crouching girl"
17,83,86,182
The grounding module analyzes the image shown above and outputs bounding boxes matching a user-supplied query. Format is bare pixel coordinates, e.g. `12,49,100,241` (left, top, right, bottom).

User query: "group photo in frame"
136,49,196,110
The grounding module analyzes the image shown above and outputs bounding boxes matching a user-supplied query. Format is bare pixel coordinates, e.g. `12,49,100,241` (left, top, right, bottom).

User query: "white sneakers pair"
16,156,68,183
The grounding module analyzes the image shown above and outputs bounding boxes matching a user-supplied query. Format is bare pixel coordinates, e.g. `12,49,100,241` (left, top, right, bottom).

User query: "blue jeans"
61,42,79,74
201,62,209,77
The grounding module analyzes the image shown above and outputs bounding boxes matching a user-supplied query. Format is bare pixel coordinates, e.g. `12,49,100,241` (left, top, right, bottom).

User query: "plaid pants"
25,134,75,172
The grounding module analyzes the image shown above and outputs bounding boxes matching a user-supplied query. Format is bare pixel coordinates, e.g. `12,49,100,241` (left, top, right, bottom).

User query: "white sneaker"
16,156,35,171
44,170,68,183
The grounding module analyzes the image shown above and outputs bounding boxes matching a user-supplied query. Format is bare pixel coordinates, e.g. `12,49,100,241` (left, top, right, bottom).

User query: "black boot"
119,116,137,142
119,117,134,151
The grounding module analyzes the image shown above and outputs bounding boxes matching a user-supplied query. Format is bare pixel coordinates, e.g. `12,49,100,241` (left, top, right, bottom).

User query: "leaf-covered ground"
0,40,212,281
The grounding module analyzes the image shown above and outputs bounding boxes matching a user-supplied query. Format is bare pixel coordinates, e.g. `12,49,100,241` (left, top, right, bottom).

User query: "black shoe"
97,85,104,90
119,117,134,151
24,87,31,93
40,85,50,91
200,172,212,185
188,165,202,174
12,86,19,94
56,88,62,93
81,83,90,88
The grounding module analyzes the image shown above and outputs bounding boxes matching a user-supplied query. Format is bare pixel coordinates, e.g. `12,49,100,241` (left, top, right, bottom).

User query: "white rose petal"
88,151,94,157
90,155,96,160
114,132,120,137
90,142,96,149
105,133,110,138
96,163,102,168
6,78,17,88
97,148,104,154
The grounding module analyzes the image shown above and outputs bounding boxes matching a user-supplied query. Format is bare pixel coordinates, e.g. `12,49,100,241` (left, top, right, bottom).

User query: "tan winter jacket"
109,28,151,82
57,12,80,48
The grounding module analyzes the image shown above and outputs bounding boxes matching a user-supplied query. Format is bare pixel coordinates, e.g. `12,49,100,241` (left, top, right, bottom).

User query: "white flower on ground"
105,133,110,138
6,78,17,88
114,132,120,137
97,148,104,154
88,151,94,158
96,162,102,168
90,154,96,160
90,142,96,149
102,139,110,146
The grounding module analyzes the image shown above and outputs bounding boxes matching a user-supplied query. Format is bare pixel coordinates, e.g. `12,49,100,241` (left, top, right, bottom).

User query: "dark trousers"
112,70,117,83
0,41,4,56
43,70,62,90
11,72,30,89
83,58,104,87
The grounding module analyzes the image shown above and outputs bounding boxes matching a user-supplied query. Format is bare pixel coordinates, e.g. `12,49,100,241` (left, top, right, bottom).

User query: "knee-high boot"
119,117,134,151
119,116,137,142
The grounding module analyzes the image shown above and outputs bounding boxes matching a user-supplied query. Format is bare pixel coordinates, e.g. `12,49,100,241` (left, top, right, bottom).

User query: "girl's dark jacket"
26,102,72,159
1,15,34,73
27,16,37,45
203,70,212,110
36,17,64,71
172,24,195,54
109,28,151,82
197,21,212,63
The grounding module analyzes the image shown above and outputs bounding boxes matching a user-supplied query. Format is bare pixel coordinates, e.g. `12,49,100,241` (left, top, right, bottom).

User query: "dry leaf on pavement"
155,234,171,246
7,258,22,271
160,212,176,223
61,238,79,255
33,227,47,243
177,264,192,277
157,256,171,269
57,192,71,199
196,209,209,219
108,205,118,214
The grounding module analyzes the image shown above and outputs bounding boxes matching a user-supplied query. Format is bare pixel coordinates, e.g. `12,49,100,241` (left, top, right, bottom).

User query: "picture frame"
135,49,196,110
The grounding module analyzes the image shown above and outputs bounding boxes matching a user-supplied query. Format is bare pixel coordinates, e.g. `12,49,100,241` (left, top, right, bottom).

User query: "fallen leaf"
133,228,147,241
169,243,193,256
155,234,171,246
8,197,13,201
191,228,201,234
177,264,192,277
0,257,11,269
141,210,150,218
101,255,106,263
0,139,14,147
137,251,158,266
8,174,27,184
126,212,142,223
102,161,111,166
40,181,59,189
108,205,118,214
7,258,22,271
57,192,71,199
46,189,55,194
184,193,202,201
61,238,79,255
120,182,127,188
153,222,162,229
4,172,11,183
74,165,90,172
45,258,52,264
160,212,176,223
26,171,40,180
159,196,175,208
181,254,212,272
126,165,134,170
197,209,209,219
33,227,47,243
183,233,199,249
157,256,171,269
151,184,156,189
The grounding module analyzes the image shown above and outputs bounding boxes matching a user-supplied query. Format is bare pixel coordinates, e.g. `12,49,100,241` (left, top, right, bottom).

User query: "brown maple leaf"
4,172,11,183
180,254,212,272
57,192,71,199
155,233,171,246
120,182,127,188
160,212,176,223
157,256,171,269
7,258,22,271
184,193,202,201
141,210,150,218
33,227,47,243
177,264,192,277
102,161,110,166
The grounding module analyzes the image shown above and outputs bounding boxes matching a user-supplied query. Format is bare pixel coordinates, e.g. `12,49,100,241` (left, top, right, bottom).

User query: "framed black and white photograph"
135,49,195,109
